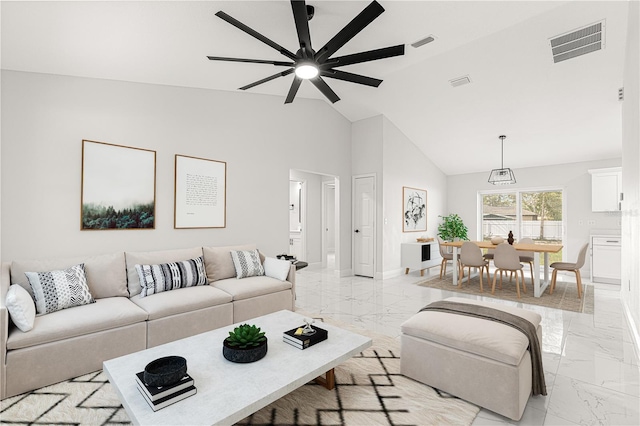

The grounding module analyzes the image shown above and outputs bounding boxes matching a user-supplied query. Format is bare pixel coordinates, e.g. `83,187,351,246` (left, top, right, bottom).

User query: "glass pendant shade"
488,135,516,185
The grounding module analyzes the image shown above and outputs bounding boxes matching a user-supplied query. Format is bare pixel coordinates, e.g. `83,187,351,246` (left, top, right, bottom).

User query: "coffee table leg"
314,368,335,390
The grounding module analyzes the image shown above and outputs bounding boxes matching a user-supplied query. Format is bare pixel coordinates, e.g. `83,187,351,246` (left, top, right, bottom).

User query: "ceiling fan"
207,0,405,104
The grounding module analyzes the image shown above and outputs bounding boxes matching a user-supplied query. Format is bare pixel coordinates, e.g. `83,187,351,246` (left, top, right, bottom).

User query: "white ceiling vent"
550,21,605,63
449,75,471,88
411,35,436,48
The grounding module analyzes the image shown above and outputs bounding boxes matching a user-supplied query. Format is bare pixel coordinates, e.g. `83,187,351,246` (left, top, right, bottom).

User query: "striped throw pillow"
135,256,208,298
230,249,264,279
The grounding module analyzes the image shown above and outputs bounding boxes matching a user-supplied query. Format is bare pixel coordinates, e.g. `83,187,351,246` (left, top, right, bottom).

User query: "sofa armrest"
1,262,10,399
287,264,296,308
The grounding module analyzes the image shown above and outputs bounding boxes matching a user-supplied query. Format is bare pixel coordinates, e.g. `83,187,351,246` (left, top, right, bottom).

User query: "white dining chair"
518,237,535,284
549,243,589,298
459,241,489,291
491,243,527,298
437,236,459,279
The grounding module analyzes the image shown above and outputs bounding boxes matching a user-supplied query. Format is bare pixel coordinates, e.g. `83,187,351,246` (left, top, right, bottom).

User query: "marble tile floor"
294,266,640,426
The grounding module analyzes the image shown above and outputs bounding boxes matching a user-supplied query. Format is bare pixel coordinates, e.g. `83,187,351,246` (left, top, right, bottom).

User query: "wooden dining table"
439,240,563,297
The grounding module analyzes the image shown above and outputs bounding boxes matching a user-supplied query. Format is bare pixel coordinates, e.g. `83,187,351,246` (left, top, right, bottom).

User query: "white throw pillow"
264,257,291,281
230,249,265,279
5,284,36,332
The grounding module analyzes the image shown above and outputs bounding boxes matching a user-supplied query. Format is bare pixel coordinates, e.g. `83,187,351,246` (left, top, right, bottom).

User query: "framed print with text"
174,154,226,228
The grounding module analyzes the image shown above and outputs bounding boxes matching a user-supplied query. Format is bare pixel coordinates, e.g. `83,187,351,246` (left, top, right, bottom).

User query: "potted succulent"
222,324,268,363
437,214,469,241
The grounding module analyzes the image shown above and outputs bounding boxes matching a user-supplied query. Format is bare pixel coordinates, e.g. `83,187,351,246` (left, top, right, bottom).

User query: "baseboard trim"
622,299,640,363
376,269,403,280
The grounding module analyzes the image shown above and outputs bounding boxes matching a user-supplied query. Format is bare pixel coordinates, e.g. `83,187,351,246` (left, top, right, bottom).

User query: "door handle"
354,229,360,233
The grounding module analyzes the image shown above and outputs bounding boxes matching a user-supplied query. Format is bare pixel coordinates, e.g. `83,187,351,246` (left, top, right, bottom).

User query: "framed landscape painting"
403,186,427,232
174,154,226,229
81,140,156,230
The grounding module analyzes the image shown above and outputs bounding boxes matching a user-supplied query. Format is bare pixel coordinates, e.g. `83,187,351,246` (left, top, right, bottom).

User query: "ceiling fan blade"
285,77,303,104
310,77,340,103
321,69,382,87
215,11,297,61
323,44,405,68
207,56,294,67
315,0,384,63
239,68,294,90
291,0,313,56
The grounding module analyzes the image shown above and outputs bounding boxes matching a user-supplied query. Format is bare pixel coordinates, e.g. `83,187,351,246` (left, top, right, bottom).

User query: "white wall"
1,71,353,268
447,158,622,277
352,115,448,277
289,169,324,264
382,117,447,275
621,0,640,354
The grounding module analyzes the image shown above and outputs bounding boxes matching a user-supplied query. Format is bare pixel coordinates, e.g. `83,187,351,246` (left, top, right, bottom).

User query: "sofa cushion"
230,249,264,279
400,297,542,366
130,285,232,321
136,256,208,297
10,252,127,299
6,297,148,350
125,247,204,297
202,244,257,281
5,284,36,332
212,276,292,301
25,264,95,315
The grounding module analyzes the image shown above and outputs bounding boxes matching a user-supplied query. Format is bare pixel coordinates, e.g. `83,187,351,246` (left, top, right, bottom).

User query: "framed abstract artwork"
174,154,227,229
402,186,427,232
81,140,156,230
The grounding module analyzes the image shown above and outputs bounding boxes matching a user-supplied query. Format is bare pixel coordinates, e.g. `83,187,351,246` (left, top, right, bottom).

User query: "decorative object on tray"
490,236,504,245
283,320,328,350
223,324,268,363
416,237,434,242
137,356,196,411
276,254,296,261
508,231,514,245
403,186,427,232
143,356,187,387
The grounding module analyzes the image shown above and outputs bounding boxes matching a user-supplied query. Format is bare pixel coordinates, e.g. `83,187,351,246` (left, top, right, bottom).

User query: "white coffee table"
103,310,372,425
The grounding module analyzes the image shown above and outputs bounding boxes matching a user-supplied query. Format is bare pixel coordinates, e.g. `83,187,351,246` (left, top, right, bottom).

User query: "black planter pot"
222,337,268,363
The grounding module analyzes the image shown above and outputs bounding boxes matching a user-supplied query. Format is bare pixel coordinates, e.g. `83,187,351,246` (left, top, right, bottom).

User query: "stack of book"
283,325,328,349
135,372,196,411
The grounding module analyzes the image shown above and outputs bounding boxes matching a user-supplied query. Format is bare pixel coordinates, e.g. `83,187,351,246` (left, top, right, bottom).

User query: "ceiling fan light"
295,63,319,79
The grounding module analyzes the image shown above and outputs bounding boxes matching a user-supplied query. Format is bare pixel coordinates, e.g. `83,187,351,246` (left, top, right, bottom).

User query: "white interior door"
354,176,375,277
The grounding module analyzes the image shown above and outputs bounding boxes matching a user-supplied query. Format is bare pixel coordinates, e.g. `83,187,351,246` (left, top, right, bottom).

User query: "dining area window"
480,189,564,265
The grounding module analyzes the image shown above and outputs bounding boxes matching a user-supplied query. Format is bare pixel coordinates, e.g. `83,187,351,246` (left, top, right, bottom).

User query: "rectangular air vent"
550,21,604,63
411,35,435,48
449,75,471,87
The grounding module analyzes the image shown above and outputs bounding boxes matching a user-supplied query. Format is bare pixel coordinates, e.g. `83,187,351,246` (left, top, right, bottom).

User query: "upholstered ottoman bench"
400,297,544,421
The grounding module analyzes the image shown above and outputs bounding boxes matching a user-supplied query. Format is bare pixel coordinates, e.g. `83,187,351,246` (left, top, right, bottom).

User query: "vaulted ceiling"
1,1,630,175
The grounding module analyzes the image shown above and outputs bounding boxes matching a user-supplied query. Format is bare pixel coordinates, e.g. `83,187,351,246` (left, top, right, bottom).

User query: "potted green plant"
222,324,268,363
437,214,469,241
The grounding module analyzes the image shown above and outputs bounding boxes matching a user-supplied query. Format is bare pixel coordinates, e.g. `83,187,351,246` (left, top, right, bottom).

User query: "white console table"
401,242,442,276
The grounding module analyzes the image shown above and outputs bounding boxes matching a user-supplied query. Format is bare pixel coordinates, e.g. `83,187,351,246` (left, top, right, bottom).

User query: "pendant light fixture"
488,135,516,185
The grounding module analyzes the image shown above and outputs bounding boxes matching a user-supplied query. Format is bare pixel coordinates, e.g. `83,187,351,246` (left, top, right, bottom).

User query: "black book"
135,371,194,401
137,383,197,411
283,325,328,349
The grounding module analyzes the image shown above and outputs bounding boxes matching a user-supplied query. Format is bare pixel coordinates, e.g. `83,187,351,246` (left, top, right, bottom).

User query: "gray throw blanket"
419,300,546,396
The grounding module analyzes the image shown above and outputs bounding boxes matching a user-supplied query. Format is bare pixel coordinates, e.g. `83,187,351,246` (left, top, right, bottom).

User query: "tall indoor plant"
437,214,469,241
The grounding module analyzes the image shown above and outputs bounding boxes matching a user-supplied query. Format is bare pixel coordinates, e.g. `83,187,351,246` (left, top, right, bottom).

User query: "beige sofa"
0,244,295,399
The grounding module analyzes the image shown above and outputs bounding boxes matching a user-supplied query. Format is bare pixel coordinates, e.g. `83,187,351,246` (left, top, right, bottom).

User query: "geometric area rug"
0,323,480,426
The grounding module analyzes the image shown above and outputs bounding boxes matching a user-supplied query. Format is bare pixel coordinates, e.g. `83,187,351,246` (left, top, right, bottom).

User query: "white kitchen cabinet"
401,242,442,276
590,235,621,285
588,167,622,212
